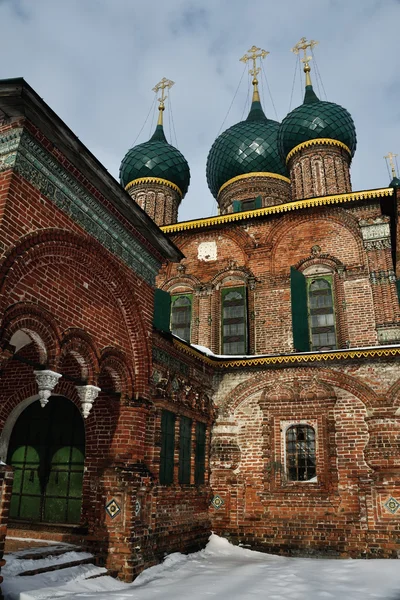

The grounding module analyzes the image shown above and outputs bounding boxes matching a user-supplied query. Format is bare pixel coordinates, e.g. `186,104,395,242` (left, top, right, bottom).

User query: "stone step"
18,555,95,577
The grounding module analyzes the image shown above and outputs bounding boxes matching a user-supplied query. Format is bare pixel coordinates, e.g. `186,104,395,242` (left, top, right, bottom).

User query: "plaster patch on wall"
198,241,217,261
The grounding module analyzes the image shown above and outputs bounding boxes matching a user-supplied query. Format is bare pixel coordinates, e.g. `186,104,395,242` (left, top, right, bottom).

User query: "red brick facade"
0,76,399,596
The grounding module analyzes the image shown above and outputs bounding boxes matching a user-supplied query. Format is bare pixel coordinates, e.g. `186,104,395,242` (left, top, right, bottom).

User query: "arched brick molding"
0,229,150,396
58,328,100,385
0,302,61,368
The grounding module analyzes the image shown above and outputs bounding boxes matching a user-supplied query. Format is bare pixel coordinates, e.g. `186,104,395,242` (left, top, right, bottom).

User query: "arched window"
170,294,192,342
308,277,336,350
221,286,247,354
286,424,316,482
291,269,337,352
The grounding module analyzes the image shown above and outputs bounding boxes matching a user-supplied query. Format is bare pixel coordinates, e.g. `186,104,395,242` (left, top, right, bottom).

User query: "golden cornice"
160,187,393,234
125,177,183,197
218,172,291,196
286,138,351,164
172,339,400,369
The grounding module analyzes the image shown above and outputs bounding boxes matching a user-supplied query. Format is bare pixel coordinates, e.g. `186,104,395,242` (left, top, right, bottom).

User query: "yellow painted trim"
125,177,182,198
160,187,393,234
218,172,290,196
286,138,351,164
172,339,400,369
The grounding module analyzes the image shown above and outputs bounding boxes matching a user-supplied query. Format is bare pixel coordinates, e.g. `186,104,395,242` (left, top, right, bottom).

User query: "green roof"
120,124,190,197
206,98,288,199
278,85,357,160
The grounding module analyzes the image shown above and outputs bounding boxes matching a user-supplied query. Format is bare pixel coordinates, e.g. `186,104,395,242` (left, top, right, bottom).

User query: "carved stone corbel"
34,370,62,407
76,385,101,418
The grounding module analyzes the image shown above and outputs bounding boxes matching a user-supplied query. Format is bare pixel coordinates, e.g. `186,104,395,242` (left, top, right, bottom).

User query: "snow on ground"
3,534,400,600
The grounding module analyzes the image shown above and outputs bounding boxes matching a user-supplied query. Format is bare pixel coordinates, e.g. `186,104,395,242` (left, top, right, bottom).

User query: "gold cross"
240,46,269,83
152,77,175,111
384,152,398,178
291,37,318,84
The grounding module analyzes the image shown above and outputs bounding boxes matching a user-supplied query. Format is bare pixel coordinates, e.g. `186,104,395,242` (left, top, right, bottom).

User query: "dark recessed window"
179,416,192,484
170,294,192,342
195,422,206,485
160,410,175,485
308,278,336,350
221,286,247,354
286,424,316,482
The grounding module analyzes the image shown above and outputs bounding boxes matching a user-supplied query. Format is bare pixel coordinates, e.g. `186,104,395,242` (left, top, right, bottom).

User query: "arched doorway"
7,397,85,524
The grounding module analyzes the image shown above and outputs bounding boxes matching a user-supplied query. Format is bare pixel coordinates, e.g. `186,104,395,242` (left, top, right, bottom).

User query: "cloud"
1,0,400,222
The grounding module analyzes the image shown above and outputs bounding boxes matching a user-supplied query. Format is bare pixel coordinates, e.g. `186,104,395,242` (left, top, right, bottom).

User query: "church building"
0,39,399,587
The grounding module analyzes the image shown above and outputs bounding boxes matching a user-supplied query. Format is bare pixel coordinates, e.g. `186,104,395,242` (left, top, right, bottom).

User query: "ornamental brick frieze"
194,283,214,297
0,127,21,173
359,218,391,251
369,270,396,285
151,367,214,417
12,131,160,284
152,347,189,377
376,326,400,344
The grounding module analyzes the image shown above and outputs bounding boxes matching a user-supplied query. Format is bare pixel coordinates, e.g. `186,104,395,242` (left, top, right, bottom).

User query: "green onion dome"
206,95,288,200
120,123,190,198
278,85,357,162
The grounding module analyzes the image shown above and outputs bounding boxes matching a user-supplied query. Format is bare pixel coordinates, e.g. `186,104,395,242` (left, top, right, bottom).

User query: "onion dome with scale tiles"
120,122,190,199
278,83,357,162
206,96,288,200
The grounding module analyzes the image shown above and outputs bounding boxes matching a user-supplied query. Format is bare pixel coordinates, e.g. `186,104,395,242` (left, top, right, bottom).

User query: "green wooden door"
7,397,85,524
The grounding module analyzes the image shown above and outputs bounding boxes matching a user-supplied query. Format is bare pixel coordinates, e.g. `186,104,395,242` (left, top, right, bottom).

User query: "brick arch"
99,347,134,399
210,265,255,288
265,209,365,275
294,253,345,273
0,302,61,367
217,367,380,416
387,378,400,410
0,229,151,396
172,226,256,254
58,328,100,385
161,274,201,293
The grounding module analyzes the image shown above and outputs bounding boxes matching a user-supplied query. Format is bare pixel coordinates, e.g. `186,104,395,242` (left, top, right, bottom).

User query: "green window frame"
170,294,192,342
232,195,262,213
307,276,336,350
291,269,337,352
153,289,171,333
179,416,192,484
160,410,175,485
195,422,206,485
221,286,247,355
286,424,316,482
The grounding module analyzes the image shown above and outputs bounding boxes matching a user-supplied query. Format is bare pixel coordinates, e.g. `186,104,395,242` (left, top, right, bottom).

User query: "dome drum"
218,173,291,215
288,142,352,201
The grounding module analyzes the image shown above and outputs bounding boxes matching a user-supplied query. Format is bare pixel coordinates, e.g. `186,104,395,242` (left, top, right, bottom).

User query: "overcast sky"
1,0,400,222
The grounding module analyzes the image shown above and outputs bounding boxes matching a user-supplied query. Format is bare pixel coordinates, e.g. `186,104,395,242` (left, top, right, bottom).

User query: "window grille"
170,294,192,342
286,424,316,482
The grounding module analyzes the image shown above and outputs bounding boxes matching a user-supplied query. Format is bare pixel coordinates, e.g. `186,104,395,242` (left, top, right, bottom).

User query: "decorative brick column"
218,174,291,215
126,182,181,226
360,217,400,343
0,464,14,598
287,143,352,200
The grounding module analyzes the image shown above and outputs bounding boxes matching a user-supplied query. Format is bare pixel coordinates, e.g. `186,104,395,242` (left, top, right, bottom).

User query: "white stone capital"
34,370,62,408
76,385,101,419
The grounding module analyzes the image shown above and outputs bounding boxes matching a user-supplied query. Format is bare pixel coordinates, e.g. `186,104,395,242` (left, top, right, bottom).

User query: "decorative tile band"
152,346,189,376
172,339,400,369
161,188,394,234
286,138,351,164
0,128,161,285
218,171,291,196
125,176,182,198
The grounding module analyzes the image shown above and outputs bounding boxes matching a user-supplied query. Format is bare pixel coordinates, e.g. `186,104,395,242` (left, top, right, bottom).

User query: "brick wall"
0,464,13,599
210,359,400,557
